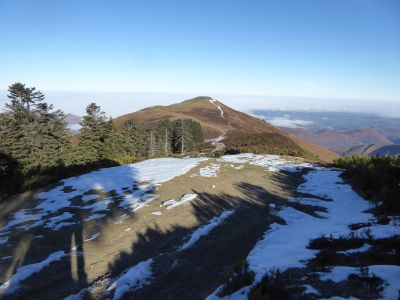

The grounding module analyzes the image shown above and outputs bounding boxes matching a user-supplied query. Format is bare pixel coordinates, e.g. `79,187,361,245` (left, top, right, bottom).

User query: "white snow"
337,244,371,255
162,194,198,210
178,210,235,251
1,157,206,233
320,265,400,299
106,258,153,300
0,236,9,245
192,163,220,177
0,251,66,295
210,98,225,119
84,232,100,242
220,153,313,172
150,211,162,216
303,284,320,295
208,168,400,299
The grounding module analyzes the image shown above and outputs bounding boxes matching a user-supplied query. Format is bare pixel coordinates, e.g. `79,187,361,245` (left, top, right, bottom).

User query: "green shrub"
334,155,400,215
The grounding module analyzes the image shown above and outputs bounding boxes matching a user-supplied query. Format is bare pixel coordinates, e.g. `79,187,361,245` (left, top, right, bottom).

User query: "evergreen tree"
173,119,193,154
122,120,147,158
78,103,112,162
0,83,70,171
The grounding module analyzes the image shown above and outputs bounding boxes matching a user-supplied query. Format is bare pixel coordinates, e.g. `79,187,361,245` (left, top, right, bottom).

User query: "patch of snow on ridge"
179,210,235,251
207,168,400,299
106,259,153,300
162,194,198,210
220,153,313,172
192,163,220,177
210,98,225,119
0,157,207,233
0,251,66,295
320,265,400,299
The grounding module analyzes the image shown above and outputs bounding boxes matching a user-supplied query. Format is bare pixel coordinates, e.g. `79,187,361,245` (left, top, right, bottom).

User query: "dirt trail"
0,159,305,300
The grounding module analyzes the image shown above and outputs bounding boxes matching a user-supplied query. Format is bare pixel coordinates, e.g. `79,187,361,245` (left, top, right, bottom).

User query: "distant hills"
253,110,400,157
284,127,394,156
114,96,338,162
65,113,82,133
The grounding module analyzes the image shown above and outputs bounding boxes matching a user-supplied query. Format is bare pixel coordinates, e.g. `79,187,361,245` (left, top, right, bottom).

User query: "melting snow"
208,168,400,299
209,98,225,119
1,157,207,234
178,210,235,251
162,194,198,210
337,243,371,255
84,232,100,242
320,265,400,299
219,153,313,172
192,163,220,178
0,251,66,295
106,258,153,300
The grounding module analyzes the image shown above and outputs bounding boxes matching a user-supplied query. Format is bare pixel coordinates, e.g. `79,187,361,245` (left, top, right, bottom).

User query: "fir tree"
78,103,111,162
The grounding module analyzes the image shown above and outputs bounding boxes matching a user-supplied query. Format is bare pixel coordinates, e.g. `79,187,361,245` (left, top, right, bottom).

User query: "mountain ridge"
114,96,338,162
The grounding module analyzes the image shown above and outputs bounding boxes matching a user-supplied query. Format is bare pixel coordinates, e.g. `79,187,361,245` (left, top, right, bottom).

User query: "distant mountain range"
254,110,400,157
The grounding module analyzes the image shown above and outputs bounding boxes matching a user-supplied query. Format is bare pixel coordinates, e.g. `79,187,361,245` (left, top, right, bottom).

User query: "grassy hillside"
114,97,338,162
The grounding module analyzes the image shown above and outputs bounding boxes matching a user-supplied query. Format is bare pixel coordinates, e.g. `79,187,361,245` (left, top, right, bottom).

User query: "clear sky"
0,0,399,115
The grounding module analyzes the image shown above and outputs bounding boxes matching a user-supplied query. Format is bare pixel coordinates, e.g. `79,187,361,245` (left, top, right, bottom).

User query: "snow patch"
0,251,66,295
162,194,198,210
84,232,100,242
210,98,225,119
106,259,153,300
220,153,313,172
192,163,220,178
320,265,400,299
1,157,207,235
179,210,235,251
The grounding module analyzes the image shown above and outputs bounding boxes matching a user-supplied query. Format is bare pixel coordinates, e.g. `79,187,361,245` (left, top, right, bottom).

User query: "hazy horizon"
1,89,400,118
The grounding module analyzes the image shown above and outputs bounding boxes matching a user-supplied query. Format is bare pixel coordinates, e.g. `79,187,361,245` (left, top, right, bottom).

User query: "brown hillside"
114,96,337,162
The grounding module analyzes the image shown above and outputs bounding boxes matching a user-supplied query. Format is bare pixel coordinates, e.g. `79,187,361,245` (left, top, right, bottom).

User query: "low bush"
217,261,255,297
334,155,400,215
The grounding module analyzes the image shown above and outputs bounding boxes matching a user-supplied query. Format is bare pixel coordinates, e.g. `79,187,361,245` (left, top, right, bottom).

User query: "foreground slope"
0,155,398,299
114,97,337,162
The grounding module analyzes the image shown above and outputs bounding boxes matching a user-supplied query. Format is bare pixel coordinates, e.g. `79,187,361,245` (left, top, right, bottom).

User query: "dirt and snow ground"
0,154,399,299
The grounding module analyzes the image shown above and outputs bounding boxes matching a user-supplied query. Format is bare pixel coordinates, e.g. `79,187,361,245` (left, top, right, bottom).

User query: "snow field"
0,157,207,234
208,168,400,299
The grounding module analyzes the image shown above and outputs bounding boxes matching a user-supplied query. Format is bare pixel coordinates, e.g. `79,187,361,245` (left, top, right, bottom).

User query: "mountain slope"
114,97,337,162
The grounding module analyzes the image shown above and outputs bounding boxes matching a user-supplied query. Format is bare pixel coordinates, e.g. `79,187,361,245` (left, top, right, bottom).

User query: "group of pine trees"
0,83,203,199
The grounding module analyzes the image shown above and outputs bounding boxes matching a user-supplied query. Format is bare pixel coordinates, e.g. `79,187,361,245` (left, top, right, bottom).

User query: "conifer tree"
78,103,111,162
122,120,147,158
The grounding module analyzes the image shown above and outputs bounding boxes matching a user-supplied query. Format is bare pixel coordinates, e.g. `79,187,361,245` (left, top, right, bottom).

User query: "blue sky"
0,0,399,115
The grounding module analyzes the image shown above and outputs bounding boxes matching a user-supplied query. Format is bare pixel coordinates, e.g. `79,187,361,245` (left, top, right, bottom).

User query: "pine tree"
78,103,111,162
122,120,147,158
0,83,70,171
173,119,193,154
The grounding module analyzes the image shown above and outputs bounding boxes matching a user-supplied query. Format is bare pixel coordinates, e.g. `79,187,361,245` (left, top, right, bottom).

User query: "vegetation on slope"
0,83,204,200
224,131,318,160
334,155,400,215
